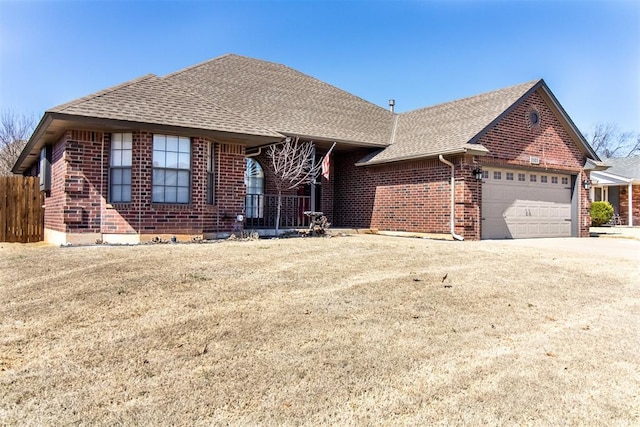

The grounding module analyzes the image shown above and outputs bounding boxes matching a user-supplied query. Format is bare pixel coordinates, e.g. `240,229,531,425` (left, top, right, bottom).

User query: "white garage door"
481,168,572,239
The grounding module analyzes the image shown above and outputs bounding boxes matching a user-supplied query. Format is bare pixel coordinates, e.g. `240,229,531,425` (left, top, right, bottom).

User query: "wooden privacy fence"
0,176,44,243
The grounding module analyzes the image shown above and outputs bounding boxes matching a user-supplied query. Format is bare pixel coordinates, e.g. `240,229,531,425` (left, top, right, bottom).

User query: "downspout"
100,134,105,242
628,182,633,226
438,155,464,241
245,146,262,158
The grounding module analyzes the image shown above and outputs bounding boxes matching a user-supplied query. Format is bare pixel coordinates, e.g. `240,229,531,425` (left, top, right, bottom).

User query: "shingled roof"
357,80,540,165
162,55,394,146
49,54,394,145
13,54,598,174
602,156,640,180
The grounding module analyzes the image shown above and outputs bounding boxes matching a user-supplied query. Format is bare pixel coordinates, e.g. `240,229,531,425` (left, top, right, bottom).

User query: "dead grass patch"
1,235,639,425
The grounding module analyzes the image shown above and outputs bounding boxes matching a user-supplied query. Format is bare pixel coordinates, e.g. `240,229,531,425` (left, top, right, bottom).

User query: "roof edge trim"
355,145,488,167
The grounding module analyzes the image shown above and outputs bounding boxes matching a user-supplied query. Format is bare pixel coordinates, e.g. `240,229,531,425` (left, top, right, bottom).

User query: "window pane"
112,169,122,185
177,187,189,203
178,152,190,169
112,186,122,202
122,133,132,148
166,151,178,169
166,170,178,186
178,171,190,186
153,170,165,186
153,150,165,167
165,187,178,203
178,137,190,153
111,150,121,167
122,169,131,185
112,135,122,150
166,136,179,152
121,185,131,202
152,186,165,203
122,149,132,167
153,134,165,151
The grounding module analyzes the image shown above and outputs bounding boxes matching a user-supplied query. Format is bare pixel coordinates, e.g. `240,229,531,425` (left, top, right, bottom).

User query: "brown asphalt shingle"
45,54,541,162
357,80,540,165
163,54,394,145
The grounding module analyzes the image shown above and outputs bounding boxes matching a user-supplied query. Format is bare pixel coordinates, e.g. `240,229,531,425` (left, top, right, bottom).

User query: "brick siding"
37,89,592,241
41,129,246,239
619,185,640,226
333,89,591,239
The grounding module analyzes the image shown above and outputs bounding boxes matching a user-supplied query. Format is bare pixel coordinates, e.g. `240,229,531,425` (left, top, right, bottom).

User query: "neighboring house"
590,156,640,226
12,54,602,244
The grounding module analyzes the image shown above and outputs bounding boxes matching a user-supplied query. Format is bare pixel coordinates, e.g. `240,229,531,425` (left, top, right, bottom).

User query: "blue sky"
1,0,638,136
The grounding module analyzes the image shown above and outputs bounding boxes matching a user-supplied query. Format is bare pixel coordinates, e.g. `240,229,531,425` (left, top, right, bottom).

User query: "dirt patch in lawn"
1,235,639,425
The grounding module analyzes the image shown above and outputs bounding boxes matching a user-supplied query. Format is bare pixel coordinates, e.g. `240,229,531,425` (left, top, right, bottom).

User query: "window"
245,158,264,218
530,174,537,182
506,172,514,181
518,173,526,182
551,176,558,184
482,170,489,179
39,145,52,192
207,143,216,205
561,177,569,185
110,133,132,202
152,134,191,204
529,110,540,126
493,171,502,180
593,187,608,202
541,175,548,183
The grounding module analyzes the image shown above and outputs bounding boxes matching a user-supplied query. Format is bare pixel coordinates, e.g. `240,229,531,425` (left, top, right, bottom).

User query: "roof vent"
388,99,395,113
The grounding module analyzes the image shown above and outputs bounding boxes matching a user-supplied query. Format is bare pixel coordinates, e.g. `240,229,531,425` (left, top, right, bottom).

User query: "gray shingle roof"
49,70,280,138
357,80,540,165
163,54,394,145
18,54,587,175
49,54,394,145
603,156,640,180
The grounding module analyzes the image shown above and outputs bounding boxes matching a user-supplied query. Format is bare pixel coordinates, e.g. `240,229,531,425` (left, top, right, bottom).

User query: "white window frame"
207,142,216,205
110,133,132,203
152,134,191,204
245,158,264,218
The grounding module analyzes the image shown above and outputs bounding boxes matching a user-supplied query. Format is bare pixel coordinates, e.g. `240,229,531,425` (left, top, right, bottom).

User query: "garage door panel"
482,168,572,239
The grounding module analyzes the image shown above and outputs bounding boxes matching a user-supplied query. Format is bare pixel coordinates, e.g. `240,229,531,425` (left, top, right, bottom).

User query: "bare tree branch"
265,137,322,232
584,122,639,158
0,109,36,175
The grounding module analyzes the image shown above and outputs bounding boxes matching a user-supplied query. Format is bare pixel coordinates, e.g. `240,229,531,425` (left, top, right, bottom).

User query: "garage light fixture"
473,166,483,181
582,179,592,190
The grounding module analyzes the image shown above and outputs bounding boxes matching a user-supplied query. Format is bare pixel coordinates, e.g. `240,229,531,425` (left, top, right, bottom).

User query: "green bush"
590,201,614,226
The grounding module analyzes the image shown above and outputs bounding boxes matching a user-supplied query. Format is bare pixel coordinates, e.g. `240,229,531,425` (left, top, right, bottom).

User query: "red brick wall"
42,129,246,238
619,185,640,226
477,91,586,172
333,89,591,239
334,150,455,233
477,90,590,237
43,135,68,232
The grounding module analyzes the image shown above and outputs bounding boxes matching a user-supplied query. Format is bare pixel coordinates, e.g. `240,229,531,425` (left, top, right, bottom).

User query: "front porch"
244,194,312,229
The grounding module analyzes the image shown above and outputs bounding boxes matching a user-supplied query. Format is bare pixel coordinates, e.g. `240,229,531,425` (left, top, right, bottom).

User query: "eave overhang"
355,144,489,167
12,112,284,175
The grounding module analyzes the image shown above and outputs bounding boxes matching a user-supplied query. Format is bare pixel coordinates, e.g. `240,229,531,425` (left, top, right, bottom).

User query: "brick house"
12,54,602,244
589,156,640,226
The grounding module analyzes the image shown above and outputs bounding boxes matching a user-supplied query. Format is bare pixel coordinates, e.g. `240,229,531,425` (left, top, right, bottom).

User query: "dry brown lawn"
1,234,639,425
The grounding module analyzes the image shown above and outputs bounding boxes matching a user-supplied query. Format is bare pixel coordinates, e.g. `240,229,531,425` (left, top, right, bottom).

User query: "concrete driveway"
484,236,640,262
